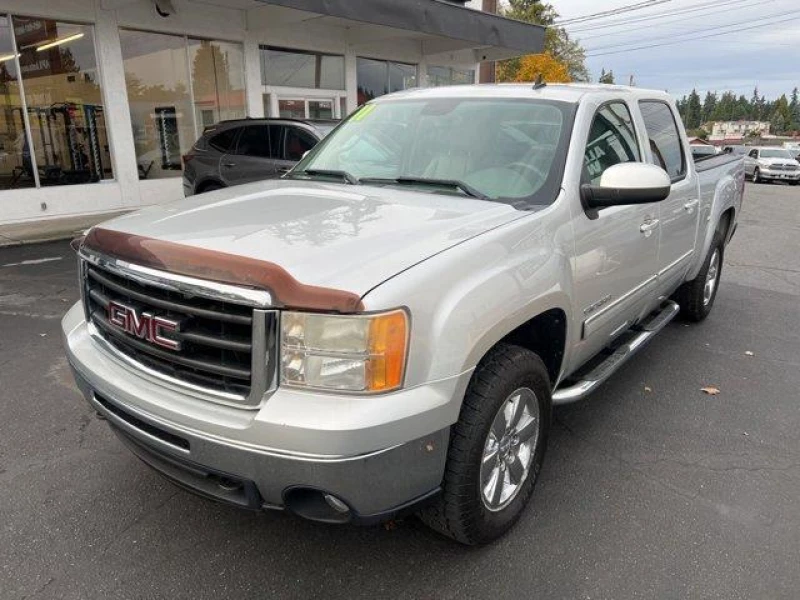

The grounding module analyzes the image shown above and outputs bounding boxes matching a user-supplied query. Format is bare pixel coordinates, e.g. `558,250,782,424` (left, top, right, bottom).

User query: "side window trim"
638,99,687,184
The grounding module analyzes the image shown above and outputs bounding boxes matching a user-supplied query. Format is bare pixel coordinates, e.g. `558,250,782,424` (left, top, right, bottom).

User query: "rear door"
638,101,699,294
274,125,318,175
221,124,277,186
571,101,660,365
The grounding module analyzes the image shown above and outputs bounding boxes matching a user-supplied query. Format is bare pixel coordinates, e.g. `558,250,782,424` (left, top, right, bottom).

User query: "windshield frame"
288,96,578,210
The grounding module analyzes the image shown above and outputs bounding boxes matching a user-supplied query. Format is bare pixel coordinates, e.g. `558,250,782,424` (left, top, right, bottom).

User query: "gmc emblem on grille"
107,301,182,351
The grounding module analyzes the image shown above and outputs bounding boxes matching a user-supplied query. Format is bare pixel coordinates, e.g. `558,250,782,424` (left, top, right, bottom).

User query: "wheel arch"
195,178,226,194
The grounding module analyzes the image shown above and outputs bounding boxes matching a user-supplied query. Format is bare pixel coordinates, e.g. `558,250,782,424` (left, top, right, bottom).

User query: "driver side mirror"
581,163,671,210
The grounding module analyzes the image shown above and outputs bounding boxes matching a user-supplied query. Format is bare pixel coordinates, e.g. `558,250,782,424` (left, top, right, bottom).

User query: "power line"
584,7,800,53
555,0,673,25
577,0,766,40
566,0,776,33
585,13,800,57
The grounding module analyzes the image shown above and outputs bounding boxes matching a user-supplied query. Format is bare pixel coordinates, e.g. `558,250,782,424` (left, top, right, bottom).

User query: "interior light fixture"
36,32,84,52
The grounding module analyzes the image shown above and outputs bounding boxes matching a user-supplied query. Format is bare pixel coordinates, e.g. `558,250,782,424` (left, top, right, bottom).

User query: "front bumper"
759,169,800,181
63,303,469,520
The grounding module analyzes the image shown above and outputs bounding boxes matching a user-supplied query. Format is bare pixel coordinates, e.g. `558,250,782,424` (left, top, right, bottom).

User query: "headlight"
280,309,408,393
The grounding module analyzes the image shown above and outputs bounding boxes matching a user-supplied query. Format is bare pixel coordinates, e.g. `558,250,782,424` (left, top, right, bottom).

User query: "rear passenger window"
236,126,272,158
639,101,686,181
284,127,317,161
583,102,639,185
208,128,239,152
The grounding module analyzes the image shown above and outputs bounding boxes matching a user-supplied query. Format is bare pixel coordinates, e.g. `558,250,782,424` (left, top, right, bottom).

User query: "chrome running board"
552,300,680,405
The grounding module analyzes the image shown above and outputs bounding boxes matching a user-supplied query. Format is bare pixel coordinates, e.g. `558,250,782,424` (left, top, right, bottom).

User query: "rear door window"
208,128,239,152
235,126,272,158
583,102,640,185
284,127,317,161
639,101,686,181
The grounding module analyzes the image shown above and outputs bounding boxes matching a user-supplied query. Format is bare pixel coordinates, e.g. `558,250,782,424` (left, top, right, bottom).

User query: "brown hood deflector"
78,228,365,313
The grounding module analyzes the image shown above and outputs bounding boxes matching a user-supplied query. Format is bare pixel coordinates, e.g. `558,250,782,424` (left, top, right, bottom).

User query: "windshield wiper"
295,168,359,185
359,176,489,200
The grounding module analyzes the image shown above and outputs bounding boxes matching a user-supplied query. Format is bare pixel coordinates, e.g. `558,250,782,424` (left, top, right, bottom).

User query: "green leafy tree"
701,91,717,124
789,87,799,131
598,68,615,84
497,0,589,82
771,94,792,135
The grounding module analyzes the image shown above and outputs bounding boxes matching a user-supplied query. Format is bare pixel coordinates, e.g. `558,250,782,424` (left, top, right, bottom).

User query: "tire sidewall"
468,354,552,541
699,232,725,318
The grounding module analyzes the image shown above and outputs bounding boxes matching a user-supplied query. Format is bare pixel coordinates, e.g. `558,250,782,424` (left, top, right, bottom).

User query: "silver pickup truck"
63,84,744,544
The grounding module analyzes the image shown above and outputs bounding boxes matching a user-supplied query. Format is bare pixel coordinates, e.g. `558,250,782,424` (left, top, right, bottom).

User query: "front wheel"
418,344,551,545
674,229,724,322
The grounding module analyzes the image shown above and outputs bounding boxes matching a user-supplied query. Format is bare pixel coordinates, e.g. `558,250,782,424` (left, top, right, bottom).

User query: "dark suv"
182,118,337,196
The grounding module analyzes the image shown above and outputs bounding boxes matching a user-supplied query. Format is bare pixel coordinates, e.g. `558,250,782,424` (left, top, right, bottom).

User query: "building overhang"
255,0,545,59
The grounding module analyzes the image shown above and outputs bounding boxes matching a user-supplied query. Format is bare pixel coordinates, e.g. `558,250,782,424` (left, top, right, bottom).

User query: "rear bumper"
63,303,465,520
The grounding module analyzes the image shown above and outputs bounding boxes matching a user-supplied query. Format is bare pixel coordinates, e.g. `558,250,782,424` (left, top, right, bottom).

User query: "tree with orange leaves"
503,53,572,84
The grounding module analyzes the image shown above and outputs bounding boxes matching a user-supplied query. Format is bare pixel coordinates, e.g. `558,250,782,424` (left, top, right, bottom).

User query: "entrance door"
571,101,661,366
277,97,336,120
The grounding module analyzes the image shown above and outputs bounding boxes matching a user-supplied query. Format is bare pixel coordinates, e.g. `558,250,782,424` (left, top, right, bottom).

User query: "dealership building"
0,0,543,239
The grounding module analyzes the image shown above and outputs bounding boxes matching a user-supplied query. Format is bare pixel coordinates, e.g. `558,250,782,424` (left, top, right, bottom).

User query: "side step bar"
552,300,680,405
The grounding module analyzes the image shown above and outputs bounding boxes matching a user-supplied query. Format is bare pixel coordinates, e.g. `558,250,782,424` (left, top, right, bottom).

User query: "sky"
549,0,800,100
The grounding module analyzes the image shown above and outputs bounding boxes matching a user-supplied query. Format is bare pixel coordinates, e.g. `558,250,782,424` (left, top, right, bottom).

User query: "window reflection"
356,58,416,105
0,16,110,188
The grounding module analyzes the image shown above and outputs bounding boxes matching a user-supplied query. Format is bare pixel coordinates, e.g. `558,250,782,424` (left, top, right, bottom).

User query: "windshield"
760,149,793,159
290,97,575,208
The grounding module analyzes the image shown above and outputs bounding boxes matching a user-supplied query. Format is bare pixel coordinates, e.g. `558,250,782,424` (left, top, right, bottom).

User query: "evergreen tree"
771,94,792,135
685,89,702,129
790,87,799,131
598,68,615,84
701,91,717,124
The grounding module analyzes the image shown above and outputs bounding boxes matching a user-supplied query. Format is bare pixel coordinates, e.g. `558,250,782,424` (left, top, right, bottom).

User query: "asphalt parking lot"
2,182,799,599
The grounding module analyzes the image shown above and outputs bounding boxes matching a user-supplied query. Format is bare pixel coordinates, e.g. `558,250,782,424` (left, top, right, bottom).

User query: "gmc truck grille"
82,259,275,403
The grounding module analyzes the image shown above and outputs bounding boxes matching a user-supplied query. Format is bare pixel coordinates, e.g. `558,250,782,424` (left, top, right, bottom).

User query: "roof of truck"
378,83,674,104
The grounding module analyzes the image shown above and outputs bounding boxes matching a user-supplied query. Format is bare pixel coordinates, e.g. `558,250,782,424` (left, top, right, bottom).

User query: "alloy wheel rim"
704,249,720,306
480,387,540,512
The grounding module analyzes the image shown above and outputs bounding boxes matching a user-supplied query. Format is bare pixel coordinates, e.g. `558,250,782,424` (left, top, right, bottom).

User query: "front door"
638,101,700,293
571,101,660,366
220,124,281,186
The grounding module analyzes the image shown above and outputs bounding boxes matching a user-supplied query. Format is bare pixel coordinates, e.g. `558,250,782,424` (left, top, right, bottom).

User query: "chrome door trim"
582,274,658,339
657,249,694,278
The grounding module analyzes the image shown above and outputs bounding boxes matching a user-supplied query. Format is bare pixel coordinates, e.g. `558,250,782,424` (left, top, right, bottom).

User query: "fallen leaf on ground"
700,386,720,396
383,520,397,531
745,351,754,356
644,386,652,393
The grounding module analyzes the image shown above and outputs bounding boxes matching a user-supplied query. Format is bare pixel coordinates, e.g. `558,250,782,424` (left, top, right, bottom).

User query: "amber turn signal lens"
367,310,408,392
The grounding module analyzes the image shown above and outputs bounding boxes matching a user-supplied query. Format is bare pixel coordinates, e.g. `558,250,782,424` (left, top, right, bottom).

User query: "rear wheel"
418,343,551,545
674,229,724,322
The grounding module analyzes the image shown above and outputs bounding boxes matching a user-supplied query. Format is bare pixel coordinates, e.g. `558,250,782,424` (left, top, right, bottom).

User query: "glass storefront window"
278,99,305,119
120,30,192,180
0,16,111,188
427,65,475,87
188,38,246,137
261,47,344,90
0,16,31,188
121,30,245,180
357,58,417,105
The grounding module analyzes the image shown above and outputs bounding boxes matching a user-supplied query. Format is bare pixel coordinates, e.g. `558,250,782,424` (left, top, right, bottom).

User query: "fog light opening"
283,487,353,524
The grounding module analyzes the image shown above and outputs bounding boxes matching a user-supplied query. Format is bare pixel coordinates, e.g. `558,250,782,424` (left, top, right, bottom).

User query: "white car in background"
744,147,800,185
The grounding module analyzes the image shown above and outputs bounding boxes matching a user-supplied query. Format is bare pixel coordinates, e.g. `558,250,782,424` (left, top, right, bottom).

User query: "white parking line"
1,257,63,268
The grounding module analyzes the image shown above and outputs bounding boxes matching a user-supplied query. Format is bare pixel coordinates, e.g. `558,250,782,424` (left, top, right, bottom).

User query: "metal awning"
256,0,544,55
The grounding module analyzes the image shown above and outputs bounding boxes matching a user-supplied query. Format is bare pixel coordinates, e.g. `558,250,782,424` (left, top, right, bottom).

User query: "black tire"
752,168,761,183
673,229,725,322
790,180,799,186
199,182,224,194
418,343,551,545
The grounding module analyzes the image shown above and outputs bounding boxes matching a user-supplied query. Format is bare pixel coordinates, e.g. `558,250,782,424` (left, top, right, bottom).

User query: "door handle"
222,162,236,168
640,219,660,237
683,199,699,212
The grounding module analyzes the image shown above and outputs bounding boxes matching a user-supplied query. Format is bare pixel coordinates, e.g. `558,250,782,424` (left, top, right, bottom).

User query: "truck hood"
98,179,525,298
